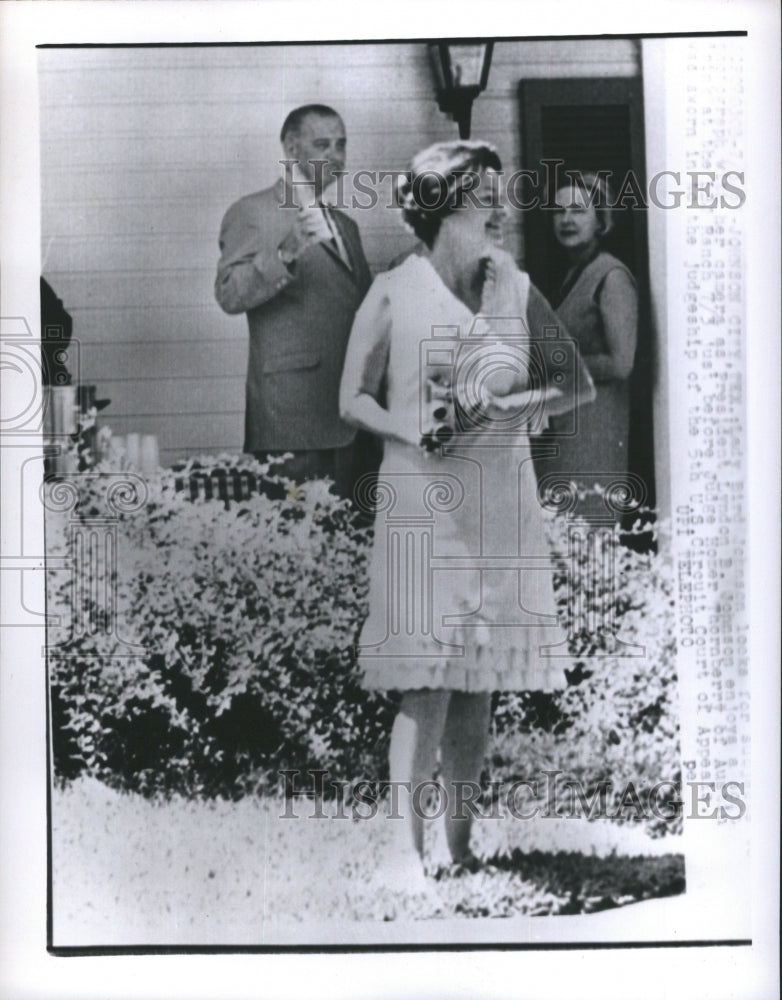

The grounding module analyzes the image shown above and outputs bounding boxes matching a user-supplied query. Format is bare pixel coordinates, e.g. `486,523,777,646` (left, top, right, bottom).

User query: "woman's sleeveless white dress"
345,254,567,692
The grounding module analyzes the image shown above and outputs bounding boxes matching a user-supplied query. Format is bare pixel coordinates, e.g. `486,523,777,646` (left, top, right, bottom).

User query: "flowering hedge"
491,514,680,835
46,454,679,822
46,456,395,797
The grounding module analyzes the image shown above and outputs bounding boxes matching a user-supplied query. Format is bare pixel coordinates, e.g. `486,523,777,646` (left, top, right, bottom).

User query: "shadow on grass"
430,850,685,918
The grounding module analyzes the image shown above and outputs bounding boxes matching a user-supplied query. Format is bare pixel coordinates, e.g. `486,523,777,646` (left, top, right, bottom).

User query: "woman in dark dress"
534,173,638,514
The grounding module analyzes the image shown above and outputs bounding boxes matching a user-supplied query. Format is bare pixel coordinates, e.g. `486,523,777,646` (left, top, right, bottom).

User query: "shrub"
492,514,680,835
46,455,395,797
46,455,678,825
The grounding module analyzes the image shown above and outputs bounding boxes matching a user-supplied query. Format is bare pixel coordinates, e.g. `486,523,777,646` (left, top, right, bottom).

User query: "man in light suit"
215,104,373,499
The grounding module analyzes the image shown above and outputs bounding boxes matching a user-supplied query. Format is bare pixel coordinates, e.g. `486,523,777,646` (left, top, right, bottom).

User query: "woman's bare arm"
339,284,419,448
582,268,638,382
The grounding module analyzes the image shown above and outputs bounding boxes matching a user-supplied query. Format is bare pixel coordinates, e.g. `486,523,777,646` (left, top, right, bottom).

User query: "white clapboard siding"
78,339,247,382
99,376,246,417
40,39,638,463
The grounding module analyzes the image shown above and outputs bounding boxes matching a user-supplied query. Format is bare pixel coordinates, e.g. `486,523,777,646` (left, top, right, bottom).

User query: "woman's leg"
439,691,492,863
388,689,450,859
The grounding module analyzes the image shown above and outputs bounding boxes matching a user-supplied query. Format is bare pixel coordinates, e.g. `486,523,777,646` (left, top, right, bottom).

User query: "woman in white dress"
339,141,594,878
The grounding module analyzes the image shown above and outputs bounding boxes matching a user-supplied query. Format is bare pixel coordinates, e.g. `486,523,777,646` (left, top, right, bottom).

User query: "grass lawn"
51,777,685,946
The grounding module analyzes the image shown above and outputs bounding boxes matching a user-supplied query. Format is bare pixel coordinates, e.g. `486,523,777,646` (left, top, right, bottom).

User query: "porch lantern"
428,41,494,140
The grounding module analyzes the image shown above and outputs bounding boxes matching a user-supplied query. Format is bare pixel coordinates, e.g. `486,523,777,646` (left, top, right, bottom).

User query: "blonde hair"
396,140,502,248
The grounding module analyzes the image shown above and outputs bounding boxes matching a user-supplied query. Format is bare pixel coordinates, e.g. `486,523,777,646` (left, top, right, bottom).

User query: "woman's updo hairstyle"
396,140,502,249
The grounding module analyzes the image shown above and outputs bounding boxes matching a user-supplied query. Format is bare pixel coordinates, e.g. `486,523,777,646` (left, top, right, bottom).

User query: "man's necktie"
321,206,352,271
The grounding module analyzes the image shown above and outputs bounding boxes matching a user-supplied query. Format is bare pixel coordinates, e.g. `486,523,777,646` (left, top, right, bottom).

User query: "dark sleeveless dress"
534,252,637,507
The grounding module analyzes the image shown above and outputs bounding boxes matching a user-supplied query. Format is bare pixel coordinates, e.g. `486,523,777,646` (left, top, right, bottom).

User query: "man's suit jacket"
215,179,372,453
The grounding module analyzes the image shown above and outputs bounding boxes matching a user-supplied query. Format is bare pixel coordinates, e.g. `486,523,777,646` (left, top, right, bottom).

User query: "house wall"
39,39,638,464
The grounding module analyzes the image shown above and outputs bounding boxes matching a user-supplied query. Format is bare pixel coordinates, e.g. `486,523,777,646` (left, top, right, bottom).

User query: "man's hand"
278,206,333,264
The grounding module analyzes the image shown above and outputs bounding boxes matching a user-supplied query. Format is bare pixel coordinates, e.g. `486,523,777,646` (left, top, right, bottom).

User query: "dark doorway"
519,76,655,516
